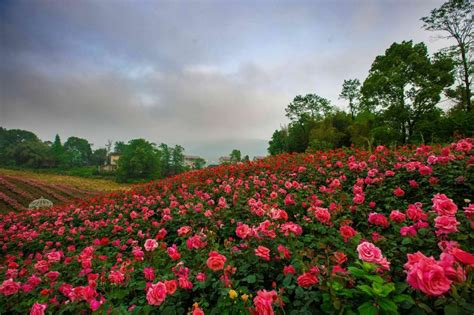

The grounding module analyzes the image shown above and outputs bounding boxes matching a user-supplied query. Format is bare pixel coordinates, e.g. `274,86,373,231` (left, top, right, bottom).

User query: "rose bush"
0,139,473,314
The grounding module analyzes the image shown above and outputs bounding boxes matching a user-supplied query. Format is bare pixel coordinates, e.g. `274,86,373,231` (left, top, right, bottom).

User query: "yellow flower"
241,294,249,302
193,302,199,309
229,289,238,299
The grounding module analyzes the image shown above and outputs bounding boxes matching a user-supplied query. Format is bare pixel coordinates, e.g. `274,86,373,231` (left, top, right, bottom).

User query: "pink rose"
0,279,21,296
108,271,125,285
297,272,318,288
146,282,167,305
30,302,47,315
400,226,417,237
196,273,207,282
368,213,389,228
353,194,365,205
177,226,192,236
434,215,460,235
45,250,62,263
167,244,181,260
389,210,406,223
206,251,226,271
405,253,451,296
253,290,277,315
34,260,50,274
283,265,296,275
255,246,271,261
432,194,458,216
313,207,331,224
165,279,178,295
339,225,357,242
394,187,405,197
356,241,389,269
406,204,427,221
143,267,155,281
144,239,158,252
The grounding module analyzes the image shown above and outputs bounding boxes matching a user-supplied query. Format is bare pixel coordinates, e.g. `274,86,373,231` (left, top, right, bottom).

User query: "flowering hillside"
1,140,473,314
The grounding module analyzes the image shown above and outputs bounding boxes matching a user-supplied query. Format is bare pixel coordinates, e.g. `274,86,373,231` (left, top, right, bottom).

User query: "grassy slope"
0,168,130,191
0,168,131,212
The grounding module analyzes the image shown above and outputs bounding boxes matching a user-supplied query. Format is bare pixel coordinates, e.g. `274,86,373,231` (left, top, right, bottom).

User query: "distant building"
253,156,266,161
99,153,121,172
218,156,232,164
184,155,204,168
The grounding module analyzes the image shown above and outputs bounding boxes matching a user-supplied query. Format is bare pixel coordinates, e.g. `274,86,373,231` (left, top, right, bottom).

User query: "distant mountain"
182,139,268,164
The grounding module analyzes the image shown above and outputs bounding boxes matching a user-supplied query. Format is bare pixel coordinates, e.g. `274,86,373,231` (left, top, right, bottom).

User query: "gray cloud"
0,0,452,158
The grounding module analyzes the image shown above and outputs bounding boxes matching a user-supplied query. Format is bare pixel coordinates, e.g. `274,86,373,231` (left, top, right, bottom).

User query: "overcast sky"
0,0,451,159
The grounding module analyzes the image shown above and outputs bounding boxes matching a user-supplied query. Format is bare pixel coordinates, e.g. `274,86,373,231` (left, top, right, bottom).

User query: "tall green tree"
361,41,454,143
64,137,93,166
10,141,53,168
284,94,333,152
159,143,172,177
114,141,127,154
91,148,108,166
229,149,242,163
171,145,185,175
422,0,473,111
268,128,289,155
285,94,333,123
0,128,41,166
339,79,361,119
116,139,160,182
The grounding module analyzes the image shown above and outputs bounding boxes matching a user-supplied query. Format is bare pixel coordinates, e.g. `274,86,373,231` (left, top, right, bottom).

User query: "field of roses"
1,139,473,315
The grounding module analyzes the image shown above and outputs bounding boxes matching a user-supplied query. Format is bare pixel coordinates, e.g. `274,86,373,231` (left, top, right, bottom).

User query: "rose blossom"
165,279,178,295
451,248,474,266
432,194,458,216
255,246,271,261
143,267,155,281
235,223,251,239
389,210,406,223
167,245,181,260
357,242,390,269
253,290,278,315
404,252,451,296
0,279,21,296
434,215,460,235
206,251,226,271
339,225,357,242
108,271,125,285
283,265,296,275
144,239,158,252
146,282,167,306
313,207,331,224
393,187,405,197
297,272,318,288
368,213,389,228
30,302,47,315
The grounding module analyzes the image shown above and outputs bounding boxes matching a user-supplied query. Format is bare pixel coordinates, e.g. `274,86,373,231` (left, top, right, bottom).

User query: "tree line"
0,127,204,182
268,0,473,155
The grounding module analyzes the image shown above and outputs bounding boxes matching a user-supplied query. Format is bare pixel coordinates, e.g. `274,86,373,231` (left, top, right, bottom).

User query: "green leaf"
379,298,398,314
401,238,412,245
393,294,415,305
364,274,384,284
357,284,374,296
358,302,378,315
417,303,433,314
283,275,292,287
444,304,461,315
348,267,365,277
245,274,256,283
